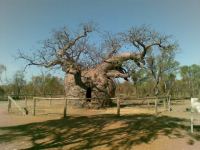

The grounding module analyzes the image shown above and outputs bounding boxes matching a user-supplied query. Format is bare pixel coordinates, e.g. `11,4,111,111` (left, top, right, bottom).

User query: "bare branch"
18,50,62,68
102,32,121,59
106,70,129,79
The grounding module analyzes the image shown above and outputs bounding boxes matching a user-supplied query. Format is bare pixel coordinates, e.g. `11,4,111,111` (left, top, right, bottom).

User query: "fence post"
25,96,27,108
168,95,171,112
155,98,158,115
191,114,194,133
8,96,11,112
163,97,168,111
165,97,168,110
33,98,36,116
63,98,67,118
117,98,120,116
147,99,150,109
49,95,52,105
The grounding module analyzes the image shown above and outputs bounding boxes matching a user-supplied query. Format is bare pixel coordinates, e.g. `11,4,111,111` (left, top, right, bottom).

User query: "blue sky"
0,0,200,81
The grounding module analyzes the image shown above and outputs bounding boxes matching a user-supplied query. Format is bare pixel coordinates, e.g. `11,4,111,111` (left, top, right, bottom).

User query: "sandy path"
0,102,60,127
0,100,200,150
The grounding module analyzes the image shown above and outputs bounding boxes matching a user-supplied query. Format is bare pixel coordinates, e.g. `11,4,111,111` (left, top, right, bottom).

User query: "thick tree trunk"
64,68,116,108
64,52,146,108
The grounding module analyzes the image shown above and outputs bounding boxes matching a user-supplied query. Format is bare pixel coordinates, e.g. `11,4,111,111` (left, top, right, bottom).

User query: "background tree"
160,73,176,96
180,65,200,97
11,71,26,99
145,43,179,96
123,61,148,97
0,64,6,99
29,73,64,96
0,64,6,83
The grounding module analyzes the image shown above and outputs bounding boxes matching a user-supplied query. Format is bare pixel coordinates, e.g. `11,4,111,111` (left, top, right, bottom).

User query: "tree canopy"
17,24,180,106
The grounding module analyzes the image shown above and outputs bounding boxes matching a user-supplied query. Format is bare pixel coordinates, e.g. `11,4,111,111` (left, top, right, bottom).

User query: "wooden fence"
8,96,171,117
32,97,119,118
119,96,171,114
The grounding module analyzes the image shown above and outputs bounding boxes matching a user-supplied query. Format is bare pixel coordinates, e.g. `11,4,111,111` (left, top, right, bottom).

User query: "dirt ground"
0,99,200,150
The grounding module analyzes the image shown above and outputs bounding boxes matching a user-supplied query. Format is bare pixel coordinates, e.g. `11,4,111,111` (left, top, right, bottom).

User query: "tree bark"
64,52,144,108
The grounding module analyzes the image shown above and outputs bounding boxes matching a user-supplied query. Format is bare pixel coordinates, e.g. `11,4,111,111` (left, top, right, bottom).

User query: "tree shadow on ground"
0,114,200,150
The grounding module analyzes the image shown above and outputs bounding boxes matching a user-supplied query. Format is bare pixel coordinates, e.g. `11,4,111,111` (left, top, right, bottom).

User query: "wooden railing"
8,96,27,115
7,96,171,117
32,97,119,117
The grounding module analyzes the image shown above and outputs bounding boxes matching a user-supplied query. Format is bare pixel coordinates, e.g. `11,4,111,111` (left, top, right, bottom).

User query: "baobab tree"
18,24,176,107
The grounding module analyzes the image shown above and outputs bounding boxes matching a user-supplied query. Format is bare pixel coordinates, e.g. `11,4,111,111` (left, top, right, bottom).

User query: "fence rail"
7,96,171,117
8,96,27,115
32,97,118,117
